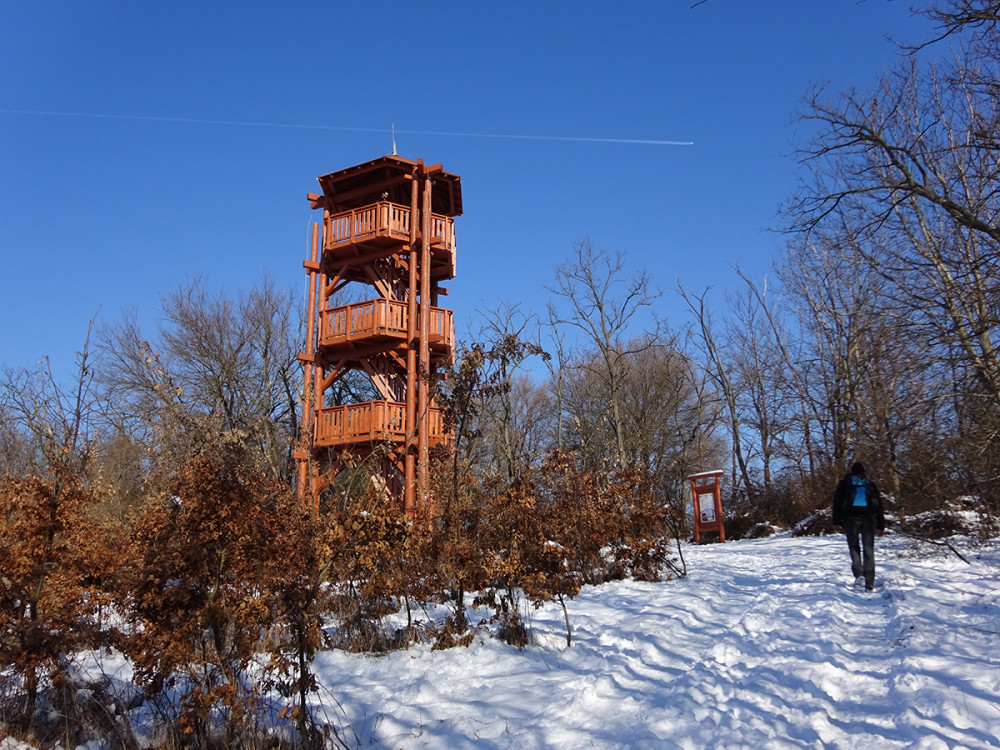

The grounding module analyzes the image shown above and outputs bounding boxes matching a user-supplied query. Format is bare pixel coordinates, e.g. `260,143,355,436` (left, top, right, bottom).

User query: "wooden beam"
324,265,350,298
297,221,321,508
404,168,419,516
418,173,433,502
361,360,397,401
323,246,400,275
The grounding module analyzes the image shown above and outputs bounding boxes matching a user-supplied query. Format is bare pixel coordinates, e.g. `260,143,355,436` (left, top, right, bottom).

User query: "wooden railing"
430,215,453,248
320,299,454,348
323,201,454,251
314,400,447,447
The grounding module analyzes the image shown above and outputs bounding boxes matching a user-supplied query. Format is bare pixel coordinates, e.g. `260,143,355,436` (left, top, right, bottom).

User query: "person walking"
832,462,886,591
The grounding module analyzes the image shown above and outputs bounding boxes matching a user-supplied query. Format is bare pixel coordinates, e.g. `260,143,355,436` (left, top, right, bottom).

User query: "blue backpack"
850,476,868,508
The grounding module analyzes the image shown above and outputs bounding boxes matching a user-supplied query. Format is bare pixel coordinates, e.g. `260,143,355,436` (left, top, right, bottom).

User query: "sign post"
687,470,726,543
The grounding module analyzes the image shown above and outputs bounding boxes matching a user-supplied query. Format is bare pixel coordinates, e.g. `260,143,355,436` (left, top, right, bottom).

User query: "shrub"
0,471,114,734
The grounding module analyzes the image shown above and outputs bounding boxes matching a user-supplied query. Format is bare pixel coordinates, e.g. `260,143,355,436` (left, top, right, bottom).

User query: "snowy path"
314,534,1000,749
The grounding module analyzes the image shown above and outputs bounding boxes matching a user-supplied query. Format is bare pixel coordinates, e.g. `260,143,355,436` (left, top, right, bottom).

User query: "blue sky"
1,1,931,380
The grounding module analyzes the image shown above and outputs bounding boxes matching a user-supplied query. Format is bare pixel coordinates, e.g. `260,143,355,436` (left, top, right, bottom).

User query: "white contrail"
0,108,693,146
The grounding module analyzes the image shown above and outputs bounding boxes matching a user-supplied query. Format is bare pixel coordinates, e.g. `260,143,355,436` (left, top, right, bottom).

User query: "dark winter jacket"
832,473,886,529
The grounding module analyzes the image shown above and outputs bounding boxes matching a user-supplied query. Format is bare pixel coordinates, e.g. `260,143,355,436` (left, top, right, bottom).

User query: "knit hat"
850,462,866,476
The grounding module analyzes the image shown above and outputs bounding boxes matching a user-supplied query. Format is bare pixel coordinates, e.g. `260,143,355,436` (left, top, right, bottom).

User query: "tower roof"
315,155,463,216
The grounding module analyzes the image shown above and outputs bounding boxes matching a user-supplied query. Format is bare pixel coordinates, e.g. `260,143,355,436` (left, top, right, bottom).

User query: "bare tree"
789,52,1000,406
543,302,572,453
722,280,795,493
617,337,723,504
731,267,825,480
679,285,755,499
779,231,889,468
548,239,664,466
558,350,616,470
911,1,1000,50
97,276,303,481
0,316,99,479
472,302,549,482
781,4,1000,512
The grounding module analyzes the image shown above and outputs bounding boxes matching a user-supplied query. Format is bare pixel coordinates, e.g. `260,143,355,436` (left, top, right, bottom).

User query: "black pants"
842,515,876,589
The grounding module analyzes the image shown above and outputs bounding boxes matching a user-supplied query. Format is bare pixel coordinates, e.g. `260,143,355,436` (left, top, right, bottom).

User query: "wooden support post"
418,171,433,508
404,171,419,516
298,222,320,509
311,243,330,516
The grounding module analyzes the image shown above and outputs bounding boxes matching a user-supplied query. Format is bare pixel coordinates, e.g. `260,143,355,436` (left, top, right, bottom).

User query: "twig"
897,529,972,565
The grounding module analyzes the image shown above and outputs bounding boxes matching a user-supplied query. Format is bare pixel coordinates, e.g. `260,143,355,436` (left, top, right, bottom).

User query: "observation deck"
322,201,456,281
319,298,454,358
314,400,447,448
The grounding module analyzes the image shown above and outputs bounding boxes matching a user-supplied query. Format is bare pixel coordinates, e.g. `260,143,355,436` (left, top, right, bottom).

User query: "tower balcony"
322,201,456,280
319,298,455,357
314,400,448,448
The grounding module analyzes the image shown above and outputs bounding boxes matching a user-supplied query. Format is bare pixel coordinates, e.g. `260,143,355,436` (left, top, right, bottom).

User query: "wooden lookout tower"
295,155,462,515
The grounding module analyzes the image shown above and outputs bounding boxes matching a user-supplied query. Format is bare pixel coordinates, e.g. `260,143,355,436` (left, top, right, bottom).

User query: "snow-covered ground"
316,533,1000,749
4,532,998,750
